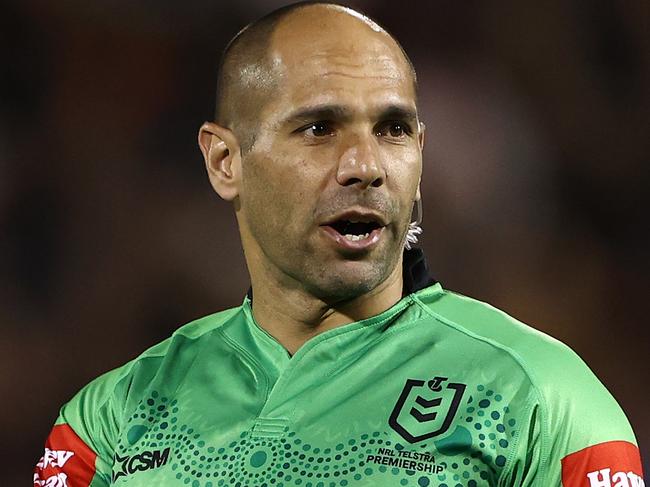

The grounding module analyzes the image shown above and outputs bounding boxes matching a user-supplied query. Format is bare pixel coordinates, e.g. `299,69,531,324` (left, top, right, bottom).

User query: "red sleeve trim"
34,424,98,487
561,440,644,486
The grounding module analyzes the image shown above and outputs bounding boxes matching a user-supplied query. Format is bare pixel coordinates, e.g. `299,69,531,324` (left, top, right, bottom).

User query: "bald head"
214,1,417,152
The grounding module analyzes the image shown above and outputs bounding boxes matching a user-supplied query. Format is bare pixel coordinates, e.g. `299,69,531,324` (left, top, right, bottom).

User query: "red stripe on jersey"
34,424,97,487
561,440,644,486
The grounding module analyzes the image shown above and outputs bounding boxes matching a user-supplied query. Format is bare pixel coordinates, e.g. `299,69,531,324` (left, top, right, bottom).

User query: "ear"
198,122,242,201
415,183,421,202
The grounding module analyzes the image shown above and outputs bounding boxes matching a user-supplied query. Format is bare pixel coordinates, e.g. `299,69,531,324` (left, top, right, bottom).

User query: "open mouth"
327,219,383,241
320,213,386,251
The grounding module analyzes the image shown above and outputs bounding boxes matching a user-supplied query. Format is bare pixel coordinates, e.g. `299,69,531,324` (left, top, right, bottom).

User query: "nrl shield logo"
389,376,466,443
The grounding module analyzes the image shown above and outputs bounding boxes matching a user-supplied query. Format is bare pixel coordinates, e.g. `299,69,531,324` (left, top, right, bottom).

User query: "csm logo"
587,468,645,487
112,447,171,481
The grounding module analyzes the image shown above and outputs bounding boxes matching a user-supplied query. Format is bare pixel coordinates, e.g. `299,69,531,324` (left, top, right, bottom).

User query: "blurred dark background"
1,0,648,483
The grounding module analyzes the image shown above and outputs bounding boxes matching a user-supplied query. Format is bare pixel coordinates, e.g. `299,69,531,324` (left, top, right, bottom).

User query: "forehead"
265,7,416,115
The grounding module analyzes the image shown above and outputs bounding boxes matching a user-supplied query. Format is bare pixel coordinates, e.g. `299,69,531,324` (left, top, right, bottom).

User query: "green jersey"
35,282,643,487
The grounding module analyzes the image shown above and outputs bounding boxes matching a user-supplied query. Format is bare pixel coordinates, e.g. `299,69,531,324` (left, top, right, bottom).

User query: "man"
35,2,643,486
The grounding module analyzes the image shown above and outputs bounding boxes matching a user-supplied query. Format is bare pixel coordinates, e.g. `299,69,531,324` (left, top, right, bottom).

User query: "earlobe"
198,122,241,201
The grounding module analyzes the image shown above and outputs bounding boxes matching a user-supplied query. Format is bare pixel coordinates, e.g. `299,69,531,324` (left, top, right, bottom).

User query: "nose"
335,135,385,189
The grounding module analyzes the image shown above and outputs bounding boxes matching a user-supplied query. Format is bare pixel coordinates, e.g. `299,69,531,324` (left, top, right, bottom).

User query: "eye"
376,121,411,139
304,121,335,137
388,122,405,138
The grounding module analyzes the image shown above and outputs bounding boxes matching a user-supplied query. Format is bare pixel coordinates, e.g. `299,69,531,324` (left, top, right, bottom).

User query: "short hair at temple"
212,1,418,152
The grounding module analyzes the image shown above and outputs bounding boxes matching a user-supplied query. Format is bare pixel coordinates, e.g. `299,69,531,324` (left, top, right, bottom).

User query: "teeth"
344,233,370,241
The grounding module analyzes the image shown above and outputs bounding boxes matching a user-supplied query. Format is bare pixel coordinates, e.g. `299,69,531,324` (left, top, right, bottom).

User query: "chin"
305,260,390,303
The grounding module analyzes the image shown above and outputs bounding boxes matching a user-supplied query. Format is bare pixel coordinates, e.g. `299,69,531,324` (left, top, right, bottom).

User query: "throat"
248,265,404,356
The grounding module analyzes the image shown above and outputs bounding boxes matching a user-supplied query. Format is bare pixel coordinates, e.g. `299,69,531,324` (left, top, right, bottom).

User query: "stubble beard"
245,184,410,305
297,224,407,305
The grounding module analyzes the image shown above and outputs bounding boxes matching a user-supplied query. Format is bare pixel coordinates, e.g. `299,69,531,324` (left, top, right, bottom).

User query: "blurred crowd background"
1,0,648,483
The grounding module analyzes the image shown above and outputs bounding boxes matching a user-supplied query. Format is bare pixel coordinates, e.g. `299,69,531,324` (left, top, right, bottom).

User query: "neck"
249,259,404,356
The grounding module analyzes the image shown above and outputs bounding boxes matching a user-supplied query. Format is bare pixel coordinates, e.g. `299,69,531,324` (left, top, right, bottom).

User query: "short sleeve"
34,367,129,487
500,342,644,486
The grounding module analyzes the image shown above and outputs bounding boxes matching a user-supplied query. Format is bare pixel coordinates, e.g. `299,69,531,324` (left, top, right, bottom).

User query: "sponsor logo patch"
561,440,644,487
112,447,171,482
34,424,97,487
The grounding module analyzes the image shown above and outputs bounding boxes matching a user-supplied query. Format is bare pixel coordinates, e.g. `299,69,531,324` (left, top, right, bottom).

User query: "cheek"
385,150,422,197
242,155,318,232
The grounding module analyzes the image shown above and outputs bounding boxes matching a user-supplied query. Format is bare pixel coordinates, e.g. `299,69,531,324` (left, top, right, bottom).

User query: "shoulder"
416,285,602,393
88,305,241,394
87,304,240,389
38,306,244,483
414,284,638,446
58,305,244,448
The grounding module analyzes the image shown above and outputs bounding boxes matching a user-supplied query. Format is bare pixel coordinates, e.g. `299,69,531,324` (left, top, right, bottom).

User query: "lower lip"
320,226,384,252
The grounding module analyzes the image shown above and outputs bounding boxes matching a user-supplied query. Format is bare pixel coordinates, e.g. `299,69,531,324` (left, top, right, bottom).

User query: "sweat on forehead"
213,2,417,145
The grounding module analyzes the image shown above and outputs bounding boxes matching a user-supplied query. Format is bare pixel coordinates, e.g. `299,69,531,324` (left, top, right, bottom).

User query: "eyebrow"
282,103,418,127
379,104,419,126
283,104,353,126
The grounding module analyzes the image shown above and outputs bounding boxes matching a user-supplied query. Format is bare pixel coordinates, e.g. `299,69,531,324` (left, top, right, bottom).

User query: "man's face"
236,10,423,301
